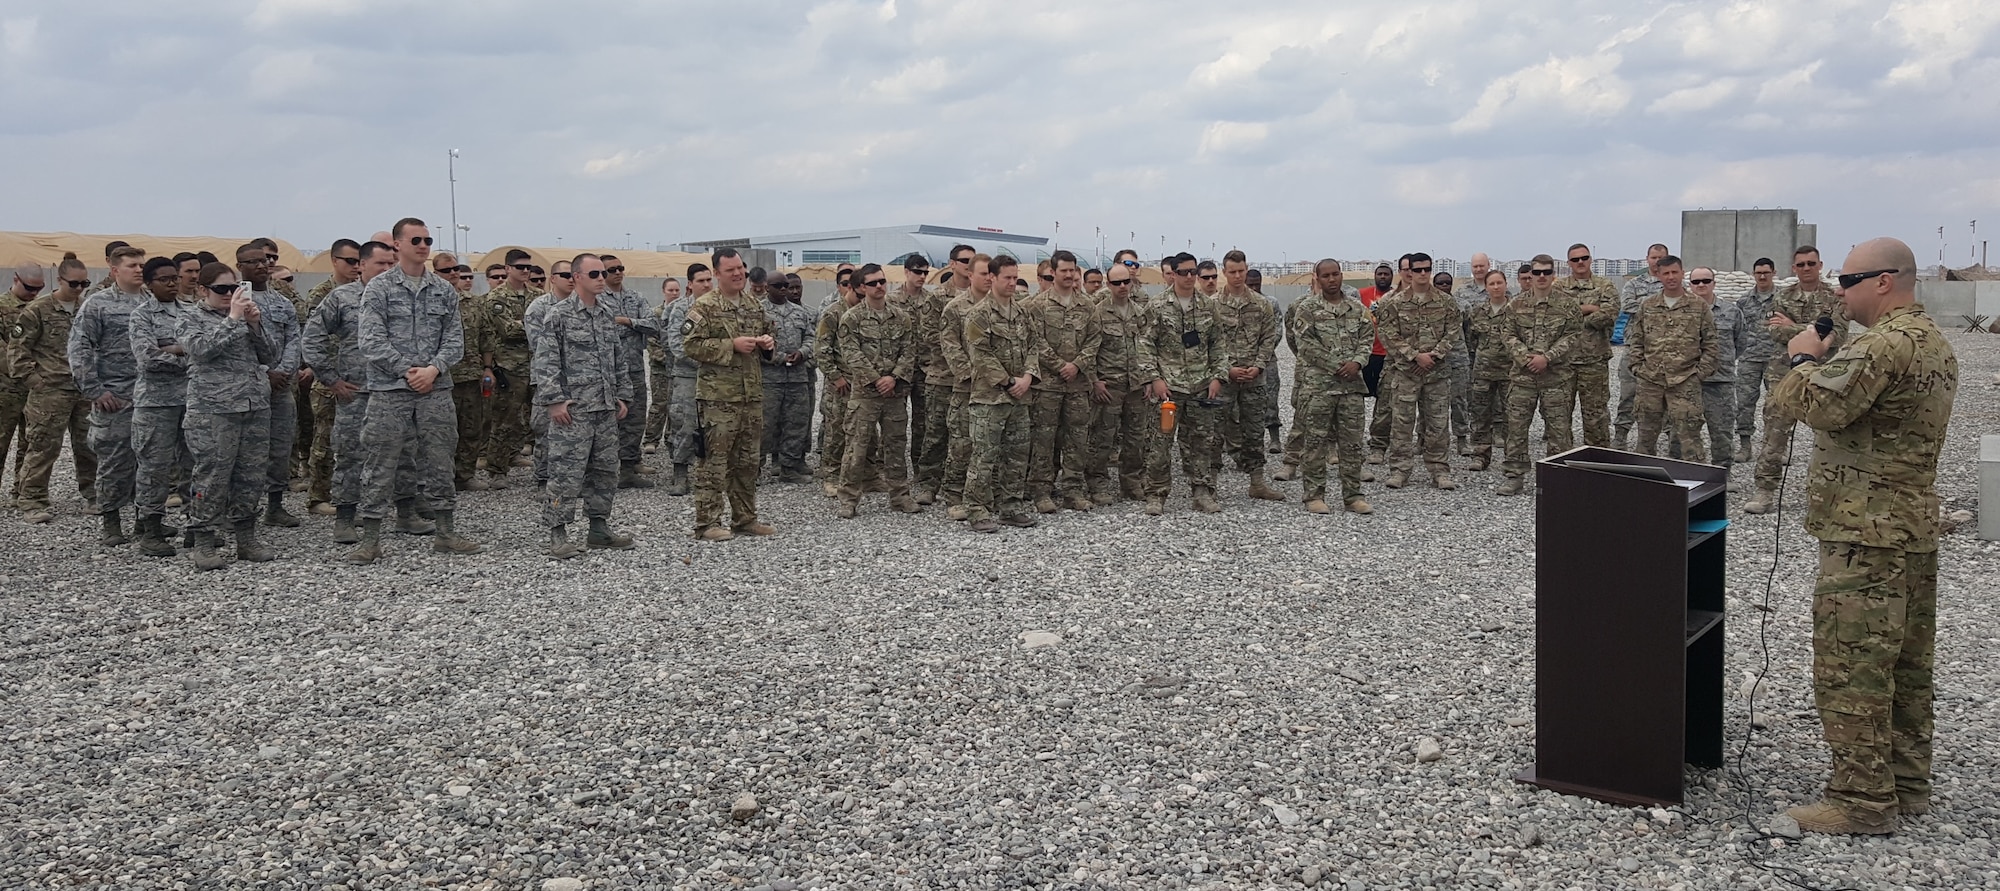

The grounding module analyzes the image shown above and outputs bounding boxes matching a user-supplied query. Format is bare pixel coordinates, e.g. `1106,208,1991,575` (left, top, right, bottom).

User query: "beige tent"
0,230,307,271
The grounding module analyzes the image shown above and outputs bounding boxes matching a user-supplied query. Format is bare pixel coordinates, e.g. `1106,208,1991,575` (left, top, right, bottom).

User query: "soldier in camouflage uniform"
1139,253,1224,515
1463,269,1515,472
303,241,410,544
1211,252,1283,502
812,269,861,497
961,257,1040,533
70,246,147,545
13,256,96,522
523,262,573,489
834,265,920,516
1497,255,1582,495
1086,267,1151,504
532,254,636,558
683,248,777,541
643,277,683,451
1613,244,1669,448
1289,259,1375,515
935,254,990,519
760,274,817,484
662,264,711,495
127,258,193,555
1768,238,1955,835
347,220,483,563
1279,265,1361,481
597,255,658,489
1626,257,1718,462
1554,243,1620,449
481,249,541,489
1746,246,1848,514
178,265,279,570
300,240,360,510
1449,255,1496,457
1733,257,1781,461
1,262,43,503
449,264,497,491
1245,269,1283,453
1024,250,1102,512
230,244,304,528
1691,268,1749,482
906,256,957,504
1374,252,1462,490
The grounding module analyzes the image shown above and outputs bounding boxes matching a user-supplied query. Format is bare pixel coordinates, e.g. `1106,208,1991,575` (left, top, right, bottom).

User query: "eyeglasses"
208,283,240,295
1568,255,1591,263
1793,259,1820,269
1198,274,1218,281
603,266,624,275
1836,268,1899,290
408,237,434,247
237,257,268,267
863,278,887,287
334,255,360,265
486,273,506,281
1121,260,1140,268
1530,269,1556,277
1039,274,1055,282
1173,268,1197,277
1409,265,1433,274
511,263,533,271
1688,277,1715,285
1108,278,1132,286
62,279,91,289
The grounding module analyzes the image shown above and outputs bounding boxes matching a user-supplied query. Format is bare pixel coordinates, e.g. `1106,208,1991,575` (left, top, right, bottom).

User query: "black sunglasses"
1409,265,1432,274
408,236,434,246
553,272,573,280
951,255,972,264
863,278,888,287
603,266,625,275
334,255,360,265
1530,269,1556,277
511,263,533,271
1173,268,1196,276
1569,255,1591,263
1793,259,1820,268
1039,274,1055,282
532,276,549,283
1836,268,1898,290
1688,277,1715,285
486,273,506,280
581,269,606,280
1198,274,1218,281
1121,260,1140,268
906,268,929,276
1108,278,1133,286
209,283,240,295
62,279,91,289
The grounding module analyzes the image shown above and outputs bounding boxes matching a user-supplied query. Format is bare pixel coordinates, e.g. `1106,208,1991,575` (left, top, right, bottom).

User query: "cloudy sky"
4,0,1997,265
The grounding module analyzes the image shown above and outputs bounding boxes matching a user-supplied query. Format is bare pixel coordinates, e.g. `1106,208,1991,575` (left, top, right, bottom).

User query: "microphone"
1813,315,1835,339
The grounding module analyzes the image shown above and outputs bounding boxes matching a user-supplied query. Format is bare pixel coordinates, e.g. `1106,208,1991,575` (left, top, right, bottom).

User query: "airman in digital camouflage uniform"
961,256,1039,533
301,239,361,510
1768,238,1955,835
643,276,682,452
1626,256,1717,462
70,245,147,544
1139,253,1224,515
683,248,776,541
834,264,920,517
1553,243,1620,448
760,273,816,484
1746,245,1849,514
1289,259,1374,515
1497,255,1581,495
1733,257,1782,461
532,253,636,558
303,241,411,544
127,257,193,556
1690,267,1749,482
662,264,710,495
596,255,658,489
178,263,278,570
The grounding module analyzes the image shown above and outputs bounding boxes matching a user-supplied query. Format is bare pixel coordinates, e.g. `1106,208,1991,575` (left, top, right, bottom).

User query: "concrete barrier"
1983,435,1999,541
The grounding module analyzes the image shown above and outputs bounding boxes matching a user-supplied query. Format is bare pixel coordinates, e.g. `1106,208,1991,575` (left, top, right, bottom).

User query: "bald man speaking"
1769,236,1957,834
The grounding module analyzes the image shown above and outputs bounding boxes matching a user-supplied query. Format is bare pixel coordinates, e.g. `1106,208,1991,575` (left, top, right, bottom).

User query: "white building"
680,224,1053,268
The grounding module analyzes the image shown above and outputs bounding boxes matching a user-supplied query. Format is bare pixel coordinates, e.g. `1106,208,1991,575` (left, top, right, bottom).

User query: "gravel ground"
4,334,1998,891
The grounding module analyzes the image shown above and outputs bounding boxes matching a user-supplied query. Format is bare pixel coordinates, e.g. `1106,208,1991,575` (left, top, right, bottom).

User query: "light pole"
448,149,461,255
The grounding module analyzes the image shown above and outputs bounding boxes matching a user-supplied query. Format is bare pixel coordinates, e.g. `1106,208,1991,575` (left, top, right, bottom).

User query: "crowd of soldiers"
0,229,1848,560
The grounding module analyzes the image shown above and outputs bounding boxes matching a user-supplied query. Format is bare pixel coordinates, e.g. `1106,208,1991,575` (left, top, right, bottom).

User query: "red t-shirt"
1357,286,1389,356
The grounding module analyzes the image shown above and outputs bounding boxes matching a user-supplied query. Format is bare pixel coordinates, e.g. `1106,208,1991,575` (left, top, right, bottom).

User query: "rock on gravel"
731,792,760,822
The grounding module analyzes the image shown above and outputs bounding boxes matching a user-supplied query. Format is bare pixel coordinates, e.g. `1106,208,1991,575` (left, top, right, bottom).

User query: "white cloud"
869,57,951,100
1451,53,1632,133
1646,78,1738,115
1196,121,1270,160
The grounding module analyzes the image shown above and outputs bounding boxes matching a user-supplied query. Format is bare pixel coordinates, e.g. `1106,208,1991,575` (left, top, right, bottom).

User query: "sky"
3,0,1998,267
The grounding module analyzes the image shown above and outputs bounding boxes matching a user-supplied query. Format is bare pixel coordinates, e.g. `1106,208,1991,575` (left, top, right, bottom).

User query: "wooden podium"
1515,447,1729,807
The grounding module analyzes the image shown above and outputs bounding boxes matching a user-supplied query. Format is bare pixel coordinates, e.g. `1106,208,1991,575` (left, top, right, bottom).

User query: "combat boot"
1090,489,1116,507
1266,425,1282,454
1359,465,1378,483
1143,497,1165,516
890,497,923,514
1271,462,1298,482
1433,474,1458,491
1456,435,1470,456
548,525,586,559
1034,495,1058,514
1000,512,1039,528
188,530,227,571
1366,449,1386,465
1247,471,1286,501
1304,498,1330,515
1743,488,1776,514
1468,452,1490,472
345,519,384,564
485,470,512,490
263,492,301,528
136,515,176,557
1384,470,1408,489
1064,494,1094,511
836,500,858,519
618,463,656,489
1345,497,1374,515
734,521,776,536
819,480,839,498
1192,486,1221,513
100,509,129,547
698,526,736,542
586,517,635,550
431,510,486,554
1495,478,1524,496
331,505,360,544
233,519,276,562
946,503,969,521
1734,436,1753,464
915,488,937,506
395,498,436,535
1120,477,1145,501
1785,800,1894,835
666,464,691,496
969,517,999,533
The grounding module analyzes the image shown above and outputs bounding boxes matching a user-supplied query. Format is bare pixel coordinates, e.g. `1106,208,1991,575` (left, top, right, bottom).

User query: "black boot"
345,519,384,564
587,517,636,550
100,509,129,547
665,463,691,496
188,530,227,571
431,510,485,554
263,492,301,527
331,504,360,544
548,525,585,560
618,463,656,489
234,518,276,562
136,514,176,557
395,498,435,535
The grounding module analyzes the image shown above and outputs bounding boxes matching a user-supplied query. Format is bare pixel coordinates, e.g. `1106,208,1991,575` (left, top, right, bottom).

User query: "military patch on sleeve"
1809,361,1857,394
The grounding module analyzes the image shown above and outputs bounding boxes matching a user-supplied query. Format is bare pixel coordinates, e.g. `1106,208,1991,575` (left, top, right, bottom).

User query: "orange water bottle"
1159,399,1177,433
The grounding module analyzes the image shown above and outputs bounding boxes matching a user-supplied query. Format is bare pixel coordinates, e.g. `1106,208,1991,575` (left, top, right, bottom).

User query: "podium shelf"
1687,529,1723,550
1685,609,1724,646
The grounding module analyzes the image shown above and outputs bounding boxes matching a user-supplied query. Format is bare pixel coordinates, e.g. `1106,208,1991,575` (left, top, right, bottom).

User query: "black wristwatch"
1789,353,1818,368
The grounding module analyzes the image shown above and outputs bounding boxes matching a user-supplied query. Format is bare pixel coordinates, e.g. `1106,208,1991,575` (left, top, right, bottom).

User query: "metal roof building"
680,224,1052,268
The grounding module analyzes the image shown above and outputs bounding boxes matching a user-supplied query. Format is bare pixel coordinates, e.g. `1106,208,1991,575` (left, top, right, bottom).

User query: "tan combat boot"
1192,486,1221,513
1786,801,1894,835
1247,471,1286,502
1303,498,1330,514
1345,497,1374,515
1743,487,1776,514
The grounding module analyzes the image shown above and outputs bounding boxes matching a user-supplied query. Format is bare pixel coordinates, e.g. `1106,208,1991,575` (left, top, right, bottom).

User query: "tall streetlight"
448,148,462,255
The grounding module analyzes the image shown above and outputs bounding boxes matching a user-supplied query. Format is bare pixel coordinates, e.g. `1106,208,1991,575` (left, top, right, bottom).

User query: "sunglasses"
863,278,888,287
906,268,929,276
1836,268,1899,290
1121,260,1140,268
1039,275,1055,282
1530,269,1556,277
1108,278,1133,286
334,255,360,265
63,279,91,289
1569,255,1591,263
408,236,434,247
1409,265,1433,274
1688,277,1715,285
487,273,506,281
209,283,240,295
238,257,268,267
275,275,294,283
1793,259,1820,268
1173,269,1197,277
603,266,624,275
511,263,533,271
952,256,972,264
532,276,549,284
1198,274,1218,281
554,272,573,280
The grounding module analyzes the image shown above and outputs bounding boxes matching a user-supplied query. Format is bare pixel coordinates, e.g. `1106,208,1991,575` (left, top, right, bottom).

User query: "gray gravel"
5,334,1999,890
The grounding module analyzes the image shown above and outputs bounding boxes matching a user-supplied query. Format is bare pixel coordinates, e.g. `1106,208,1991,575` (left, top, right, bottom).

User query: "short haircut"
1084,268,1103,279
711,247,741,269
1173,252,1197,267
195,251,219,265
1648,243,1670,254
1222,249,1247,265
391,217,426,239
235,242,264,259
1518,263,1533,275
359,241,394,260
506,249,532,264
1160,256,1176,269
950,244,976,260
109,245,147,265
1113,249,1138,263
1196,259,1217,272
1409,252,1433,265
599,253,620,263
103,240,131,259
835,269,852,285
331,238,361,256
1658,255,1684,269
685,262,710,278
485,264,505,274
1567,243,1590,255
970,252,992,272
572,253,600,271
1314,259,1341,274
855,263,883,281
989,255,1018,275
1530,254,1556,267
1374,263,1392,272
1691,266,1715,278
1793,244,1819,257
1753,257,1776,270
1050,249,1078,268
748,266,767,284
143,256,178,281
172,252,200,266
250,237,278,251
903,254,929,270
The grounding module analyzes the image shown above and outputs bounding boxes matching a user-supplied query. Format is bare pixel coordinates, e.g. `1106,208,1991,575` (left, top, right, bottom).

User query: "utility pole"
448,149,461,255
